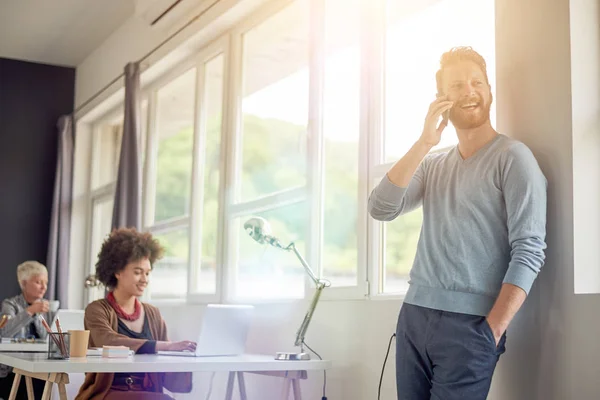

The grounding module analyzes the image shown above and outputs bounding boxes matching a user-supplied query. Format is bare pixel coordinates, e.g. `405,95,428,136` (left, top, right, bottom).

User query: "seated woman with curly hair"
76,228,196,400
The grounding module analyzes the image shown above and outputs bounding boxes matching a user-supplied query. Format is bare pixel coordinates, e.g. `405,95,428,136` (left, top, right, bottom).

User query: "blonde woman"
0,261,52,398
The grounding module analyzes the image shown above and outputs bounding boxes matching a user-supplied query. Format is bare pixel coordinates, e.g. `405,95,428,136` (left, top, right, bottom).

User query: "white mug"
48,300,60,313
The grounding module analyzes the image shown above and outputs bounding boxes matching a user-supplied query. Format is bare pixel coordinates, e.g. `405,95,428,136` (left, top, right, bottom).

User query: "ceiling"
0,0,136,67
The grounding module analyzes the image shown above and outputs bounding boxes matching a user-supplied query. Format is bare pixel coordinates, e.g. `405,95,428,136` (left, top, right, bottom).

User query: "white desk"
0,353,332,400
0,342,47,353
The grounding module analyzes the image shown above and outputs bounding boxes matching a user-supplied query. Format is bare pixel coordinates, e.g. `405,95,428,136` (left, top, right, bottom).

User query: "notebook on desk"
158,304,254,357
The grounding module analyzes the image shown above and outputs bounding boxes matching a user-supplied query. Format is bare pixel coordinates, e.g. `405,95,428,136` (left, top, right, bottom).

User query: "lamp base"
275,351,310,361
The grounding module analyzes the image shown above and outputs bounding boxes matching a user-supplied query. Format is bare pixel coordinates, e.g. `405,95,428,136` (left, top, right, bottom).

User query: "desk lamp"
244,217,330,361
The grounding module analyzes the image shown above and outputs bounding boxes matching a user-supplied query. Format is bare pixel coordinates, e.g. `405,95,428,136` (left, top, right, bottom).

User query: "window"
80,0,497,303
321,0,361,287
229,0,310,300
152,69,196,223
233,201,308,299
374,0,496,294
191,53,226,296
140,99,149,168
87,112,124,302
145,68,196,299
382,208,422,293
87,195,114,303
91,117,123,190
152,228,190,299
238,0,309,202
384,0,496,163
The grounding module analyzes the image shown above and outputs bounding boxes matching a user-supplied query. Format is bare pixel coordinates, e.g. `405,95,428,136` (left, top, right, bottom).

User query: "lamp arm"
286,242,320,286
284,241,329,348
294,281,326,347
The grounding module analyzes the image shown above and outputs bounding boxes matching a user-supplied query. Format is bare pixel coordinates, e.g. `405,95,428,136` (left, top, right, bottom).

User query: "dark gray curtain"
112,62,142,230
46,115,74,305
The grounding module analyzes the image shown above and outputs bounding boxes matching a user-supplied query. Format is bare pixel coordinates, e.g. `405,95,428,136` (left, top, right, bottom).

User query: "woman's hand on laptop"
157,340,197,352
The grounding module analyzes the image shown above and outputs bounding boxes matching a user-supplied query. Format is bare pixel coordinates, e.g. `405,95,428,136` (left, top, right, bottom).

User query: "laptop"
158,304,254,357
51,309,85,332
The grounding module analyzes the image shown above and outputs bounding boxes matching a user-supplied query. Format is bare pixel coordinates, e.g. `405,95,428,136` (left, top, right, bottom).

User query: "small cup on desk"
47,332,70,360
68,330,90,358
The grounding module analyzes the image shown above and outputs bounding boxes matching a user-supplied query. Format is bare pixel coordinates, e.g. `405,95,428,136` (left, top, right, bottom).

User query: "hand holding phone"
420,95,453,147
437,93,450,125
441,108,449,126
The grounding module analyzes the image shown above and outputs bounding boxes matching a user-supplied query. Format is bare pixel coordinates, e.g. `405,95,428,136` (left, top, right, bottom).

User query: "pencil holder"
47,332,70,360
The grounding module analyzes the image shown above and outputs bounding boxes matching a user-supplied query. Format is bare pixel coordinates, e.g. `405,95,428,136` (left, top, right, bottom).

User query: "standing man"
368,47,547,400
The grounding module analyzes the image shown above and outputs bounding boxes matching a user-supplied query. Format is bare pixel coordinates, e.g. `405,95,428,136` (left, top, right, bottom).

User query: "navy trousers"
396,303,506,400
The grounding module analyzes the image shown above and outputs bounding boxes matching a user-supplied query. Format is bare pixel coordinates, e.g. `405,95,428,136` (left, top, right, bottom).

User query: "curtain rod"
74,0,221,116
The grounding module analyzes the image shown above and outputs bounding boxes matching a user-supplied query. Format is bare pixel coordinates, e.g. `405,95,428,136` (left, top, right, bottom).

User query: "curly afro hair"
95,228,164,289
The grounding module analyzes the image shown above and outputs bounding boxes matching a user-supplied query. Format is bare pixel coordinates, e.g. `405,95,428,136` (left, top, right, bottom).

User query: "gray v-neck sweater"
369,134,547,316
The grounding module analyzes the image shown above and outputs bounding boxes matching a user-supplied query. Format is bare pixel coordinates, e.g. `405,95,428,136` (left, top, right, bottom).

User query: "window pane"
234,202,308,299
88,196,114,303
154,69,196,222
152,228,190,299
239,0,309,201
140,98,149,168
322,0,360,287
195,54,225,294
384,0,495,163
90,196,114,272
383,208,422,293
92,117,123,190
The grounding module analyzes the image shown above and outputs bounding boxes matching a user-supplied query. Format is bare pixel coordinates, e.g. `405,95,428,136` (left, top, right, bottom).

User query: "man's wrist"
486,316,507,338
416,138,434,152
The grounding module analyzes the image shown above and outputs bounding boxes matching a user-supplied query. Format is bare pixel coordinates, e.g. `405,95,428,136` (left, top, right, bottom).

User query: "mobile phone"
442,109,449,125
437,93,449,125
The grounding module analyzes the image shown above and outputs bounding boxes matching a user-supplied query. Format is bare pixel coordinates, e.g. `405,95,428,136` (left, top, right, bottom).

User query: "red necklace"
106,291,142,321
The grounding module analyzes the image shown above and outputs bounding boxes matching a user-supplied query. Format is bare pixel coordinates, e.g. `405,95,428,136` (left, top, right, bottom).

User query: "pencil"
55,318,67,356
39,316,64,356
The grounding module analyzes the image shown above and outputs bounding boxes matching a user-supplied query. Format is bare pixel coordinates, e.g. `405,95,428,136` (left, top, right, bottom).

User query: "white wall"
157,300,402,399
565,0,600,396
571,0,600,294
492,0,573,398
69,0,600,398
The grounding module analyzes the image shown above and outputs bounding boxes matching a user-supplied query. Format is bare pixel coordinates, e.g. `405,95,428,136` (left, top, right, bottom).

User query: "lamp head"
244,217,272,245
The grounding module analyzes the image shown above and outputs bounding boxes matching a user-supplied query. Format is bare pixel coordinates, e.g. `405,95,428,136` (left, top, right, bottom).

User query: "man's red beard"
449,95,491,129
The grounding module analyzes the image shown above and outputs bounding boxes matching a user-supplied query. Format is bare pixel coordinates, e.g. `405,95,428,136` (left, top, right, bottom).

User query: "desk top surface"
0,353,332,374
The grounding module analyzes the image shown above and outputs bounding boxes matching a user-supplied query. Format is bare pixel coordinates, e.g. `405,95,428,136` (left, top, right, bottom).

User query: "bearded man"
368,46,547,400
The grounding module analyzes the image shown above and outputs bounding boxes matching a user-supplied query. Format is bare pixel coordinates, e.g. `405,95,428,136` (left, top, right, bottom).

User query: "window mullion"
367,0,386,297
307,0,326,286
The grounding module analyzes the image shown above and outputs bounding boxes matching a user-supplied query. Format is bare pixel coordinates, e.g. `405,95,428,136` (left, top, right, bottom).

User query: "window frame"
83,0,499,305
187,39,230,304
371,0,497,297
221,0,368,303
223,1,311,303
142,38,230,303
83,0,373,305
84,106,124,304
